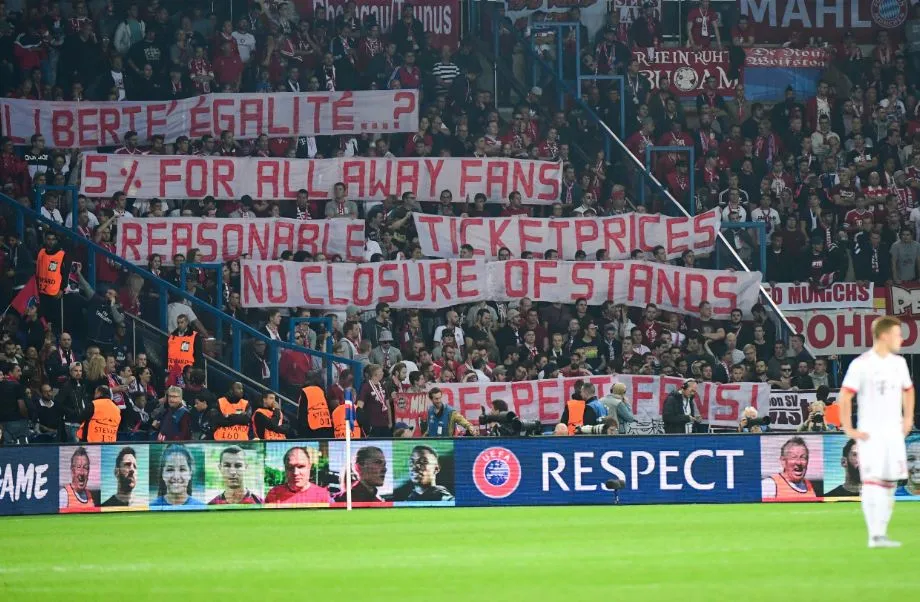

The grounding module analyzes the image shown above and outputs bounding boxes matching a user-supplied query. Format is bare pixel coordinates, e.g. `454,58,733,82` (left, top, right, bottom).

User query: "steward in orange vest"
213,382,252,440
251,392,292,440
296,377,334,438
77,386,122,443
166,314,200,383
332,403,363,439
36,232,70,333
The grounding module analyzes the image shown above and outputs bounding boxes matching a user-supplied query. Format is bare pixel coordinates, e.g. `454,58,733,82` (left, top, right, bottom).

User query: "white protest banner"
887,283,920,317
765,282,874,310
786,309,920,355
489,260,763,317
432,374,769,428
0,90,418,148
767,390,838,432
80,153,563,203
414,210,720,260
116,217,365,264
242,258,763,316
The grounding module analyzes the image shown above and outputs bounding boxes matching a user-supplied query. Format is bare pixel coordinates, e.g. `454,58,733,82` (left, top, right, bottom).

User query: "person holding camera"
576,416,620,435
799,400,834,432
738,406,770,433
600,382,637,434
423,387,475,437
663,379,704,433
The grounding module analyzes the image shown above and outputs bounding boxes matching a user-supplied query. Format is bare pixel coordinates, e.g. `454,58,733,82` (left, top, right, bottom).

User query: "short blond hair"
872,316,901,340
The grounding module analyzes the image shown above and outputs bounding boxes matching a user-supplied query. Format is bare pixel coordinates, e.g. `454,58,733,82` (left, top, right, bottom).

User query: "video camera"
480,410,543,437
742,416,772,428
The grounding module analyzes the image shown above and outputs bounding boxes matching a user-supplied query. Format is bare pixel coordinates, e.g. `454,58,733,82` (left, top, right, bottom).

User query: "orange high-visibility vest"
252,408,287,440
63,483,95,510
566,399,586,435
214,397,251,440
76,397,121,442
769,474,817,500
36,249,65,296
824,404,841,428
332,404,362,439
167,332,197,375
302,385,332,430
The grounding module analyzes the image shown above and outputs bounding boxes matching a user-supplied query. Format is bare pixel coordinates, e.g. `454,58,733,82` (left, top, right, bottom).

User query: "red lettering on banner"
353,266,374,306
345,223,363,261
213,98,235,134
82,154,108,195
239,99,263,136
423,159,444,199
249,223,270,260
683,273,708,313
306,95,330,133
574,220,598,252
274,222,294,258
603,217,627,255
519,218,541,251
504,260,527,298
532,260,558,299
547,220,567,256
695,212,716,250
602,262,626,301
243,265,263,304
456,260,479,299
512,161,534,199
538,163,560,201
299,264,324,305
630,375,656,416
147,223,168,259
537,379,561,422
459,217,481,256
459,159,482,197
294,222,318,255
712,384,741,422
173,223,193,259
378,264,399,302
145,104,168,140
511,382,535,418
456,385,481,422
2,105,24,144
52,111,74,148
395,160,419,196
100,108,120,145
416,215,442,253
256,161,278,199
266,97,289,136
159,158,182,197
120,222,142,262
629,263,654,306
666,216,689,254
331,92,354,131
186,158,207,197
571,263,594,300
189,96,210,137
342,160,365,198
711,275,737,315
223,224,244,262
656,268,679,308
265,264,287,304
402,263,426,303
430,261,451,301
368,160,391,198
636,214,657,252
76,109,96,147
214,159,234,197
197,222,218,259
488,219,509,255
123,105,141,132
486,161,508,199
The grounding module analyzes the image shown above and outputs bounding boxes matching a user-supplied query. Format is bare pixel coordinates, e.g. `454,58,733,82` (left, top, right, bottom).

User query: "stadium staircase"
0,189,365,414
468,6,804,351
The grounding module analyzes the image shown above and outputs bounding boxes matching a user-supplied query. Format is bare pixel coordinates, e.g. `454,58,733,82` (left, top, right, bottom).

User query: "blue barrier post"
289,316,336,387
642,145,696,214
180,262,224,342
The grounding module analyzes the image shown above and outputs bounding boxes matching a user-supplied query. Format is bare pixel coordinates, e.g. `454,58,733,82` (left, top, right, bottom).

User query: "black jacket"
662,390,700,434
56,377,88,423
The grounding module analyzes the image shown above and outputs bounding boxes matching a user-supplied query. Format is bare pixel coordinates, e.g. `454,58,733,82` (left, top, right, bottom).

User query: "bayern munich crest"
872,0,908,28
472,447,522,499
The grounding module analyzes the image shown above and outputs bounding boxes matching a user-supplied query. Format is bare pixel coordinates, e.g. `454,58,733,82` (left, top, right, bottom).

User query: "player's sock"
861,483,885,539
877,483,896,538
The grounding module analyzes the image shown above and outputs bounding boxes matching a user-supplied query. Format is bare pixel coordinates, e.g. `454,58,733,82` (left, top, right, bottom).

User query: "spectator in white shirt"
232,20,257,63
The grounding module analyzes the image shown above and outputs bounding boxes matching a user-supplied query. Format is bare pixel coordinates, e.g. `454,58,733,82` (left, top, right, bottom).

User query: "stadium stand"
1,0,919,446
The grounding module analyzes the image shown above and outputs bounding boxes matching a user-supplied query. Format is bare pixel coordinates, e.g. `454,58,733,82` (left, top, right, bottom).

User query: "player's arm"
837,387,868,441
903,386,915,438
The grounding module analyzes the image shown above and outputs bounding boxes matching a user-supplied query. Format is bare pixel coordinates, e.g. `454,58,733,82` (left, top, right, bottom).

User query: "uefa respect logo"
472,447,522,499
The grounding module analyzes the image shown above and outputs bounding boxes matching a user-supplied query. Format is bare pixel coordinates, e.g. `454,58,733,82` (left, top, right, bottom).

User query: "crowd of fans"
5,0,916,443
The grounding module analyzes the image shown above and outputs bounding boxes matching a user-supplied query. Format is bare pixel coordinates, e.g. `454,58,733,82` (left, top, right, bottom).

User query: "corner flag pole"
344,389,354,512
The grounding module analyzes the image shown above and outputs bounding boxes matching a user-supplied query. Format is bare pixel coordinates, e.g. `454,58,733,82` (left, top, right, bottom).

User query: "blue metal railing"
3,188,364,394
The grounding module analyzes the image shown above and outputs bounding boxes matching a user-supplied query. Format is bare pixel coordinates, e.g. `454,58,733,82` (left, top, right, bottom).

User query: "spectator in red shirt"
500,191,531,217
687,0,721,48
213,41,243,91
391,51,421,89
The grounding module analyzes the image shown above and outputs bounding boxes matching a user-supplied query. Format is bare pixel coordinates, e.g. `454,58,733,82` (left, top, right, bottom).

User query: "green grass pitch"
2,503,919,601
